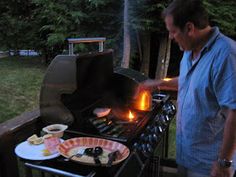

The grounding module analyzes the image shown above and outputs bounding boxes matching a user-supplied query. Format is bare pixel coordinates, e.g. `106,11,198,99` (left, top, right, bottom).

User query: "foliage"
0,0,36,50
129,0,168,33
128,0,235,35
0,0,235,60
203,0,236,36
0,0,122,60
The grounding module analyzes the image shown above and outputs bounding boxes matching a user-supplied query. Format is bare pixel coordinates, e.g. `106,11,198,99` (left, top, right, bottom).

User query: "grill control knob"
152,133,158,143
140,133,146,141
146,125,153,132
133,142,139,150
159,114,168,125
158,126,163,133
165,115,170,121
154,115,160,122
151,126,158,134
163,102,176,115
147,134,153,143
146,143,153,153
147,134,158,144
141,144,148,153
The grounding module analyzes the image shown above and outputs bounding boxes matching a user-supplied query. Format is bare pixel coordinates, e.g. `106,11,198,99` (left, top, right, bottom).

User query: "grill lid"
40,50,114,125
40,49,148,125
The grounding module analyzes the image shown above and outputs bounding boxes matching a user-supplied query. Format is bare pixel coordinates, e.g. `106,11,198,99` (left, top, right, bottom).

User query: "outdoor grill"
37,49,176,177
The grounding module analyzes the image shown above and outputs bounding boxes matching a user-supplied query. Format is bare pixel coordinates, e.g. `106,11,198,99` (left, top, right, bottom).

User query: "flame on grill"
135,90,152,111
128,110,135,121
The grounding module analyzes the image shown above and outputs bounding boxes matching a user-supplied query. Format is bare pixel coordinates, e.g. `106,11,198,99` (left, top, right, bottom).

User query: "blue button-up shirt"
176,27,236,175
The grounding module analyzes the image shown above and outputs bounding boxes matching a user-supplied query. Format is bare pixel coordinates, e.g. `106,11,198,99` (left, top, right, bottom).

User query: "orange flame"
128,110,135,121
163,77,172,81
135,90,152,111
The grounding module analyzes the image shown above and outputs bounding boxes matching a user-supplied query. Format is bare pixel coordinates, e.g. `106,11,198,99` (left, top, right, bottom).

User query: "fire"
163,77,172,81
128,110,135,121
135,90,152,111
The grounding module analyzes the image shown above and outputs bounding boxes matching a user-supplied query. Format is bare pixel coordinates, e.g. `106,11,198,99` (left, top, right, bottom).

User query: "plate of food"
57,137,130,166
15,134,63,160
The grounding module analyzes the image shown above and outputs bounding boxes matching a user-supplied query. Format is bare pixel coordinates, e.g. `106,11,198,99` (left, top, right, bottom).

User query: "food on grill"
106,125,123,135
93,108,111,117
27,134,43,145
91,117,107,125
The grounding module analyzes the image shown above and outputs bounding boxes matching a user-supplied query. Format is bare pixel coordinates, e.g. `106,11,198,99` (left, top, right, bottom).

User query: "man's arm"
139,77,179,92
219,109,236,161
211,109,236,177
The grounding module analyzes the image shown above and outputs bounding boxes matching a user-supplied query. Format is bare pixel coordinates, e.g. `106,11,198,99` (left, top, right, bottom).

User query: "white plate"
15,139,63,160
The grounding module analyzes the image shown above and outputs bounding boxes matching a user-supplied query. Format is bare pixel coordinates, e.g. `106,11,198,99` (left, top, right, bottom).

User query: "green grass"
0,56,47,123
168,118,176,158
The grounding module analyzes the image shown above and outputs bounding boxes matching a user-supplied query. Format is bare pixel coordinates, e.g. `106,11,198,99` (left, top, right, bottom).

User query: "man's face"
164,15,191,51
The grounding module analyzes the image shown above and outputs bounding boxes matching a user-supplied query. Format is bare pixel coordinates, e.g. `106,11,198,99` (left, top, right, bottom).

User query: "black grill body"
39,49,176,177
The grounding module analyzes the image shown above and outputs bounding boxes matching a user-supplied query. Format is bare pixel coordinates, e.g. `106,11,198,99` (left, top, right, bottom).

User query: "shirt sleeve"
213,53,236,109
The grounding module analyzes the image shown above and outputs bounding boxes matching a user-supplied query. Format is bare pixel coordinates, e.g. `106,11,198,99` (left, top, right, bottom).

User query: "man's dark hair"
162,0,209,30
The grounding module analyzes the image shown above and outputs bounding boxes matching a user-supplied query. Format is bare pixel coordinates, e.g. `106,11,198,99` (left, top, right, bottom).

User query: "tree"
128,0,236,78
0,0,36,52
0,0,235,67
31,0,122,62
204,0,236,37
128,0,169,77
121,0,131,68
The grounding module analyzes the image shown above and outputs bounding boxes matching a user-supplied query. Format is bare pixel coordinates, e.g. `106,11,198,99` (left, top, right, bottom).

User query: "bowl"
42,124,68,138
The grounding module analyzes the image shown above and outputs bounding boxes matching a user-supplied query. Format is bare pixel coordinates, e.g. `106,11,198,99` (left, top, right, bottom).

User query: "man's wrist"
217,158,233,168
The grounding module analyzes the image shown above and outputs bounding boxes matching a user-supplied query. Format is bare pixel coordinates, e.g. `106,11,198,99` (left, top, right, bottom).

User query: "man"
138,0,236,176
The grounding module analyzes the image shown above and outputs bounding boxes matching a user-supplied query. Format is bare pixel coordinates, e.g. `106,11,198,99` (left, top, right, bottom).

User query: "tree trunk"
155,35,171,80
121,0,131,68
140,32,151,76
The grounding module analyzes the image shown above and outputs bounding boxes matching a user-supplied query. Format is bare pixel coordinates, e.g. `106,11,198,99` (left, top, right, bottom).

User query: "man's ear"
185,22,194,35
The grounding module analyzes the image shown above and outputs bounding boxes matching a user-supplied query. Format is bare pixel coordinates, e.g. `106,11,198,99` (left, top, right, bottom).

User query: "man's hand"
210,161,233,177
138,79,161,92
134,77,178,99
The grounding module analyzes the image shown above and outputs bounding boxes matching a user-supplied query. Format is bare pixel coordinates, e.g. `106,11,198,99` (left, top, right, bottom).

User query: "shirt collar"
202,26,220,52
186,27,220,65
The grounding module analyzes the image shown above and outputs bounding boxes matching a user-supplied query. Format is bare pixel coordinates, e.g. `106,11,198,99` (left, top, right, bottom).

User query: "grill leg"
69,43,74,55
24,165,33,177
98,42,104,52
146,156,160,177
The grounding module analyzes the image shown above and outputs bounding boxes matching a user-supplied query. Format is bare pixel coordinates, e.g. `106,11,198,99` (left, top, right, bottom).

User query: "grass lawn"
0,56,47,123
168,118,176,158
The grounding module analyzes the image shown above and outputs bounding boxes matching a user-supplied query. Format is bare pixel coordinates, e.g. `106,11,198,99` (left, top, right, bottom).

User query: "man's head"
162,0,209,51
162,0,209,31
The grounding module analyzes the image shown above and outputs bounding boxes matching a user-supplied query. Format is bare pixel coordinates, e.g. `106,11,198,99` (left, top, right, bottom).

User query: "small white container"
42,124,68,138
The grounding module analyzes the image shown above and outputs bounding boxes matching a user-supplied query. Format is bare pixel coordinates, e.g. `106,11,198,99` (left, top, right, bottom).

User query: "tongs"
85,147,103,165
107,150,119,167
64,149,85,161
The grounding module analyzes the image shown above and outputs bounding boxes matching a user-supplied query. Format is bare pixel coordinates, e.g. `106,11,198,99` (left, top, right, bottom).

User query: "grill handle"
25,162,96,177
